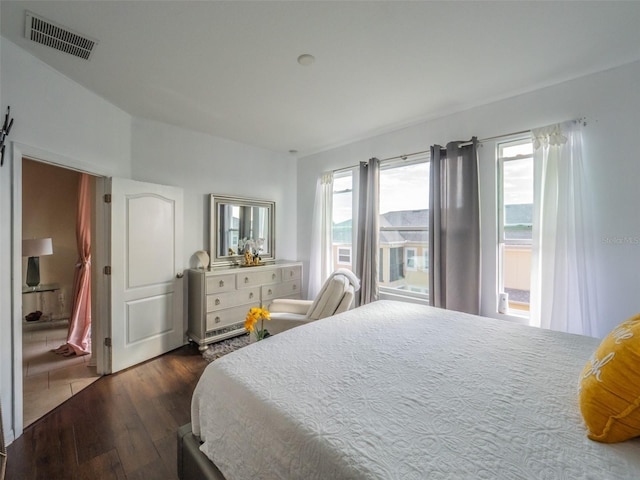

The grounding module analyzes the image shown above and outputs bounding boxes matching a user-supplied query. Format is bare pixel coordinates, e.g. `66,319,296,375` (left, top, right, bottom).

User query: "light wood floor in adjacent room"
8,343,209,480
23,323,100,428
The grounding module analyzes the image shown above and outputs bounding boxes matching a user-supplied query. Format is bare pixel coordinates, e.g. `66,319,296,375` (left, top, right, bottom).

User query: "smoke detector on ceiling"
24,10,98,60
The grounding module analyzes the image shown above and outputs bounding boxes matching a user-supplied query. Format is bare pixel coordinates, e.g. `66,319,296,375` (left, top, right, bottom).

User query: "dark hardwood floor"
7,344,209,480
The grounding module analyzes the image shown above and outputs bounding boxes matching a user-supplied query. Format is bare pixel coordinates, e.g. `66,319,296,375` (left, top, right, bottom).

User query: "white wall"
131,118,298,268
297,60,640,339
0,40,133,176
0,38,133,443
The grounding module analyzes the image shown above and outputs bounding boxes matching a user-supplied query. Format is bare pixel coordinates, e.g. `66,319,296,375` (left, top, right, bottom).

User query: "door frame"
10,142,113,440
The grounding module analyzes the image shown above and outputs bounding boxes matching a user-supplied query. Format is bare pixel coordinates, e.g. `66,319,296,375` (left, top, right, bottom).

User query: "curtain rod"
380,128,532,161
333,118,586,174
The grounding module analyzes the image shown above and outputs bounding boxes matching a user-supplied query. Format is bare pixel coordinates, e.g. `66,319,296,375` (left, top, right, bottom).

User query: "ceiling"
2,1,640,157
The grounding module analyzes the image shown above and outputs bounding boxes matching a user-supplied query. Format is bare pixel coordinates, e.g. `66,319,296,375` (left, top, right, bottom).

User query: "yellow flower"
244,318,255,331
245,306,271,340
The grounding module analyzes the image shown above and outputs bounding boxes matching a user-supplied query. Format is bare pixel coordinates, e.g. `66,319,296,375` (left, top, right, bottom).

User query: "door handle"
176,272,184,279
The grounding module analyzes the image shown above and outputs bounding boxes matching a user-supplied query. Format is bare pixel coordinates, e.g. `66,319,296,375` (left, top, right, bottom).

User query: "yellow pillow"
579,313,640,443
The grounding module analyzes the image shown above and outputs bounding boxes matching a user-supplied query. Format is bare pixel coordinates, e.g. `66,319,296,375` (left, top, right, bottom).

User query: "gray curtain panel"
429,138,480,314
356,158,380,306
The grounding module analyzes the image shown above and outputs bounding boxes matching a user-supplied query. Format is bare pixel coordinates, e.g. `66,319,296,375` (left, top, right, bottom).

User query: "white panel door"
109,178,184,373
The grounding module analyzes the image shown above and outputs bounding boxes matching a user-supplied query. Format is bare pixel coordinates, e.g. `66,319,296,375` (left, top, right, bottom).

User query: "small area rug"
202,334,250,363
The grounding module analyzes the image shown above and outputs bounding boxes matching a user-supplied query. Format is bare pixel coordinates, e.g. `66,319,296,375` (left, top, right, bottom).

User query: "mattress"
191,300,640,479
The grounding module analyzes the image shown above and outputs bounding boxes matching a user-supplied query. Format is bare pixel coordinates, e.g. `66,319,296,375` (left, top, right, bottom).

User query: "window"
389,247,404,282
337,247,351,265
378,158,430,297
331,170,353,271
498,138,534,314
327,156,430,300
405,247,417,271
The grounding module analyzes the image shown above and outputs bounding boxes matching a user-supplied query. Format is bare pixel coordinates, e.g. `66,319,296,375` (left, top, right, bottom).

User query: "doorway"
11,144,184,440
21,158,100,427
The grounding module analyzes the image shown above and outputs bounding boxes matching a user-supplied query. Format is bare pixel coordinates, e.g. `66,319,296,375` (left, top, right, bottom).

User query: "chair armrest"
268,298,312,315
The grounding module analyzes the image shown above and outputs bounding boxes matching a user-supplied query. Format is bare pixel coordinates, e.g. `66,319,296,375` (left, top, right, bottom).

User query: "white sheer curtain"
530,121,598,336
308,172,333,298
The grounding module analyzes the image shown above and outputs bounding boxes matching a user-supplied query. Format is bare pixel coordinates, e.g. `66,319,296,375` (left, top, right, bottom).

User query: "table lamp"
22,238,53,288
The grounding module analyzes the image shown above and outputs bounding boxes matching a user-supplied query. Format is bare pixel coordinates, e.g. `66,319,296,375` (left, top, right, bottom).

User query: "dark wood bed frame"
177,423,227,480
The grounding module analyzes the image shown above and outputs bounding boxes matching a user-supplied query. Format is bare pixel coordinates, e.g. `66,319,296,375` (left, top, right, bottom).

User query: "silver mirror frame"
209,194,276,267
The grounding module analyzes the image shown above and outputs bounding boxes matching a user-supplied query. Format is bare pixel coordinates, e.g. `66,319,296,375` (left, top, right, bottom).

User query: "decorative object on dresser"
209,194,275,267
194,250,209,269
187,261,302,351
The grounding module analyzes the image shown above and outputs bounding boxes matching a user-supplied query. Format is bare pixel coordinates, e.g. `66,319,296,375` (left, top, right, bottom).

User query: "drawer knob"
290,271,294,277
249,292,254,299
219,280,224,287
268,289,272,295
215,316,221,324
244,277,249,283
215,298,220,306
272,273,276,280
293,284,297,290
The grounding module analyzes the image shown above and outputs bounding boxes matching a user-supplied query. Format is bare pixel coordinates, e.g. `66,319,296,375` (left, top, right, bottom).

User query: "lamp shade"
22,238,53,257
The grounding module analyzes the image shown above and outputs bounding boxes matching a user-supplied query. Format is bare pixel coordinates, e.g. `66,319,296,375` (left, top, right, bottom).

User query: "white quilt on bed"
191,300,640,479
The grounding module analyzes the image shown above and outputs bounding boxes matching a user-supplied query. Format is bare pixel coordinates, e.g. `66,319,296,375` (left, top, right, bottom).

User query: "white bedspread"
191,300,640,479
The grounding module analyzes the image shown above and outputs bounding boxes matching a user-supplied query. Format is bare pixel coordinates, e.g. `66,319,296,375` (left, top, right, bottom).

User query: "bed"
181,300,640,479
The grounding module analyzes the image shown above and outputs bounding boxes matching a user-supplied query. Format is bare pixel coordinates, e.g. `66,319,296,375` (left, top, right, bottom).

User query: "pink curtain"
56,173,91,356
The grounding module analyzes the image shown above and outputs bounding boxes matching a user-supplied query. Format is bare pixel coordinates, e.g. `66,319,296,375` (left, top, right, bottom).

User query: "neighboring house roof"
504,204,533,242
333,209,429,246
381,209,428,227
333,219,353,244
333,206,533,246
504,204,532,225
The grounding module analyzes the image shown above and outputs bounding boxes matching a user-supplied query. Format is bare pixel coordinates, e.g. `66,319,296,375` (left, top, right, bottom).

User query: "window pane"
378,160,429,296
337,247,351,264
389,247,404,282
499,140,533,314
501,142,533,158
503,157,533,243
380,162,429,212
332,172,353,271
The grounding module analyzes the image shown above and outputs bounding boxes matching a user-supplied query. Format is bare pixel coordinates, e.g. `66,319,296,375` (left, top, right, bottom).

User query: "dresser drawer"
206,287,260,312
281,265,302,281
205,274,236,294
262,279,301,301
206,304,255,331
237,269,281,288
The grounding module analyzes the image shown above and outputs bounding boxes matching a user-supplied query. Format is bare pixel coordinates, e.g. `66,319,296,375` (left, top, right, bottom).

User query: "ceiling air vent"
24,11,98,60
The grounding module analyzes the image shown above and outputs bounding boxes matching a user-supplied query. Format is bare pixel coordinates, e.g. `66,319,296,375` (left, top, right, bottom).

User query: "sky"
332,162,429,223
332,154,532,223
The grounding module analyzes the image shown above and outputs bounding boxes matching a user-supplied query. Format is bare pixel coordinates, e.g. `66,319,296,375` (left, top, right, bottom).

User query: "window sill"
378,288,430,306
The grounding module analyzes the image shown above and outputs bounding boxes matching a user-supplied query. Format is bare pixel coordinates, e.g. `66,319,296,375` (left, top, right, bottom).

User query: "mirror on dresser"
209,194,275,267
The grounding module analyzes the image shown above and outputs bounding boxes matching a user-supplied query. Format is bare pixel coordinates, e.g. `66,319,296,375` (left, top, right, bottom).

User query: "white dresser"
187,261,303,350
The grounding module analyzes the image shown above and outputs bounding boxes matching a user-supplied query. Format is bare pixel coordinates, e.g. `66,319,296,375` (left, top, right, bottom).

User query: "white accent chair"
266,269,361,336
